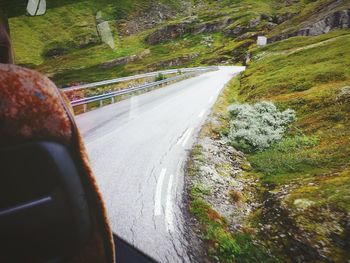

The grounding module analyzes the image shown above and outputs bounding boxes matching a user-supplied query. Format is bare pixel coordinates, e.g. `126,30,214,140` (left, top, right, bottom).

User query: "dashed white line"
154,168,166,216
198,109,206,118
182,127,193,147
177,128,190,145
165,174,174,232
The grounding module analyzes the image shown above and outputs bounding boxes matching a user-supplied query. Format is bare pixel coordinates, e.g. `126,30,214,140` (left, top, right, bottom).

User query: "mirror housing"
27,0,46,16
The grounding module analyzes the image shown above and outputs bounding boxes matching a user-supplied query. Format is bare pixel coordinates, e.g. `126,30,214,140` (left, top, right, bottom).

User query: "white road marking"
216,89,220,95
165,174,174,232
208,96,214,103
154,168,166,216
198,109,206,118
182,128,193,147
177,128,190,145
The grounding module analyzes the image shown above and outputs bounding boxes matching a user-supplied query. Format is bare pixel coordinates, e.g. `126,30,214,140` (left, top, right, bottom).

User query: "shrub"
204,226,241,262
228,101,296,152
155,73,166,81
228,189,242,203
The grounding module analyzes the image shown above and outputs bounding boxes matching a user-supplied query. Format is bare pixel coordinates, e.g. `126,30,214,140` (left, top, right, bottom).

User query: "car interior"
0,1,155,262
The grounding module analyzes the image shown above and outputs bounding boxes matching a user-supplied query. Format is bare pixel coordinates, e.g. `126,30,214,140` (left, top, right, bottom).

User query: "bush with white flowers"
228,101,296,152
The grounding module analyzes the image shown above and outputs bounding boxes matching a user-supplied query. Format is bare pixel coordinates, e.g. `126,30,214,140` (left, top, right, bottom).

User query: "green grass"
223,29,350,261
236,28,350,197
8,0,187,86
10,0,105,66
248,135,321,184
8,0,321,87
268,0,350,37
189,194,273,262
255,30,350,54
241,31,350,100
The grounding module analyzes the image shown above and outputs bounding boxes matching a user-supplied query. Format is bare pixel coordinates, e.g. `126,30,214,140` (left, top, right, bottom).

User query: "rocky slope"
186,27,350,262
7,0,349,86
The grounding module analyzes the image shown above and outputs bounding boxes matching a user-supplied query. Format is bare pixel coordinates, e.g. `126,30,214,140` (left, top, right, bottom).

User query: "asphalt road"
76,66,245,262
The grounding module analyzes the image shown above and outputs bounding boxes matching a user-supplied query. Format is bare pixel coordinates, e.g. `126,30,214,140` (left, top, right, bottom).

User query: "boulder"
249,17,261,28
236,31,261,41
336,86,350,103
265,22,278,30
145,23,189,45
260,13,273,22
224,25,250,37
275,12,295,24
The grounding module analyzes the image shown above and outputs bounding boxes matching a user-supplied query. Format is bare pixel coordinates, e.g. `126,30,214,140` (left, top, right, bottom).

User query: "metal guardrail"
68,66,218,112
63,66,219,92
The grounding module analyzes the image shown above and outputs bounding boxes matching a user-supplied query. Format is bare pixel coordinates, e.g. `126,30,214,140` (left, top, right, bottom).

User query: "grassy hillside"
229,29,350,261
8,0,183,85
9,0,345,86
186,29,349,262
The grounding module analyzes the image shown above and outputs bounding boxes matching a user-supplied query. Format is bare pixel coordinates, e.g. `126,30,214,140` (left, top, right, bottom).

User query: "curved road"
76,66,245,262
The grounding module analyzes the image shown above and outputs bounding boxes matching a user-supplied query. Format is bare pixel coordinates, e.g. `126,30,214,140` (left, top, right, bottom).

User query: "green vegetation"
227,101,296,153
224,29,350,261
188,148,273,262
8,0,334,87
154,72,166,81
248,135,320,184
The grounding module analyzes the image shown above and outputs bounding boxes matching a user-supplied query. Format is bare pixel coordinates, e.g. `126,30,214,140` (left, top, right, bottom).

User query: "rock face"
99,55,137,69
149,53,199,69
190,18,233,35
224,25,250,37
145,22,190,45
302,8,350,35
275,12,295,24
249,17,261,28
117,3,188,36
145,18,233,45
269,8,350,42
99,49,150,69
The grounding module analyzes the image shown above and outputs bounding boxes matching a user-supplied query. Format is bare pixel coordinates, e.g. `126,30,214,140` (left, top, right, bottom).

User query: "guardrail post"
83,104,87,113
100,100,103,107
111,97,115,104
